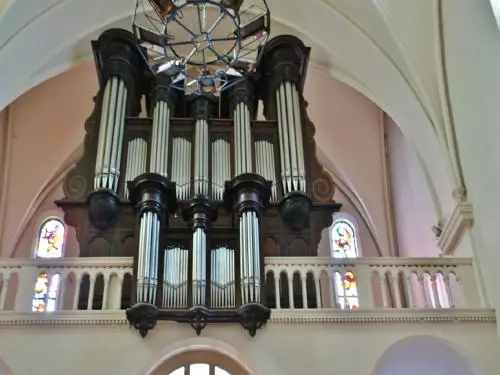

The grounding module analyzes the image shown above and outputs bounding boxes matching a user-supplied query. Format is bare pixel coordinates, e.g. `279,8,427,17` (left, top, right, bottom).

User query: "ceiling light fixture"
132,0,271,95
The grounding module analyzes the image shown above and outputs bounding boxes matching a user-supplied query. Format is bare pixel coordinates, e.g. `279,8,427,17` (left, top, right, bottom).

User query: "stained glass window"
32,218,65,312
331,220,358,259
331,219,359,310
35,218,65,258
32,272,61,312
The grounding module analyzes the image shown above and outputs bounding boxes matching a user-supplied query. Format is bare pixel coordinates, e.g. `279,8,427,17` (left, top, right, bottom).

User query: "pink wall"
0,61,437,259
305,68,395,256
0,63,97,257
386,116,440,257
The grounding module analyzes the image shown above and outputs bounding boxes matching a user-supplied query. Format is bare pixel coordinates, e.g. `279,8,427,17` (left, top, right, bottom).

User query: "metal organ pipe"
163,247,188,308
136,210,161,303
128,173,177,306
234,102,252,175
183,197,217,307
192,226,207,305
225,174,271,306
211,139,230,200
275,81,306,194
291,83,306,192
239,211,261,304
191,97,214,198
255,140,277,202
94,77,128,192
150,100,171,177
194,119,209,196
211,246,235,308
124,138,147,200
172,137,192,200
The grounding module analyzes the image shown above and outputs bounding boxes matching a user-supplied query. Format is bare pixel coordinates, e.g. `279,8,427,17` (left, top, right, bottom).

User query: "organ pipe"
191,96,214,198
255,140,278,202
171,137,192,200
136,210,161,303
275,81,306,194
211,139,231,200
194,119,209,196
150,78,176,177
183,197,218,307
150,101,171,176
230,80,254,177
128,173,177,306
192,226,207,305
211,246,236,308
124,138,147,200
92,29,143,195
234,101,252,175
239,210,261,303
163,247,189,308
94,77,128,192
224,174,271,305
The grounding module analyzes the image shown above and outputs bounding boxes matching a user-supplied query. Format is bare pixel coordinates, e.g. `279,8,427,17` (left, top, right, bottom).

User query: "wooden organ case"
56,29,341,337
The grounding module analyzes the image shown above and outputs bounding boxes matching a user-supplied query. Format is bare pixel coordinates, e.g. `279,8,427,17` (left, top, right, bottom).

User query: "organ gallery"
56,0,341,338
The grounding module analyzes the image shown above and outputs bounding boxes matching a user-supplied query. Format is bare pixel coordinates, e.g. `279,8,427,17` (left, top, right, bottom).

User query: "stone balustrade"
264,257,484,310
0,256,485,313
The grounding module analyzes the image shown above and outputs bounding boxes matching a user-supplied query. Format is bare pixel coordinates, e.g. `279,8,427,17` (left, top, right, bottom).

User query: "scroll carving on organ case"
56,9,342,338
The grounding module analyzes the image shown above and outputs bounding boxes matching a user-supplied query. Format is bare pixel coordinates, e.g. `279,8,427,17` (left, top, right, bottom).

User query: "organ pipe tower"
58,27,341,338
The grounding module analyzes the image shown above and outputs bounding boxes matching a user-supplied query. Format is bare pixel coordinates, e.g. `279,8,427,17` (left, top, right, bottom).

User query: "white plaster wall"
441,0,500,316
386,117,440,257
0,321,497,375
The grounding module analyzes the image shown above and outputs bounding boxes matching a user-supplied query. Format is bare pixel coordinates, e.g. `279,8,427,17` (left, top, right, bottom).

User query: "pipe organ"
163,246,189,308
210,246,236,308
58,29,341,338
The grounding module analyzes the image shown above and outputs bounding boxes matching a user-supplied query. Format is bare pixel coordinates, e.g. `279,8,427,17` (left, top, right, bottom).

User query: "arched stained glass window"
331,218,359,310
35,218,65,259
331,220,358,258
168,364,231,375
32,217,65,312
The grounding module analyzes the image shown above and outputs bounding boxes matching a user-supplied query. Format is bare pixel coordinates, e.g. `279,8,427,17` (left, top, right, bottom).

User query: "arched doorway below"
169,363,230,375
150,350,250,375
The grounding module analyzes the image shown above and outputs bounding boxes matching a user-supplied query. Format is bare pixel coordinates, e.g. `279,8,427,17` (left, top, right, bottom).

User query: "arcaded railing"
0,256,485,313
0,258,132,312
264,257,483,310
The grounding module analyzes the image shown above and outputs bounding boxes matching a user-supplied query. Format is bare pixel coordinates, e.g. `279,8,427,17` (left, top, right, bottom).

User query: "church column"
224,174,271,304
258,36,310,195
128,173,177,305
93,29,143,193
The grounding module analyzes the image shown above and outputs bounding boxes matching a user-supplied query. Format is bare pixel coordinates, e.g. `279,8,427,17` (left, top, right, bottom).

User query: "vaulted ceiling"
0,0,481,220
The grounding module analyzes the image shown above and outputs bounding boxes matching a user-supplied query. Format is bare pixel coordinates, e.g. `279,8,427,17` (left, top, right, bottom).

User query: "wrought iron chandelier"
132,0,270,95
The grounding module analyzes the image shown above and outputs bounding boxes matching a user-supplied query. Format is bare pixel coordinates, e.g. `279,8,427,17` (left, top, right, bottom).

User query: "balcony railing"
0,256,485,313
